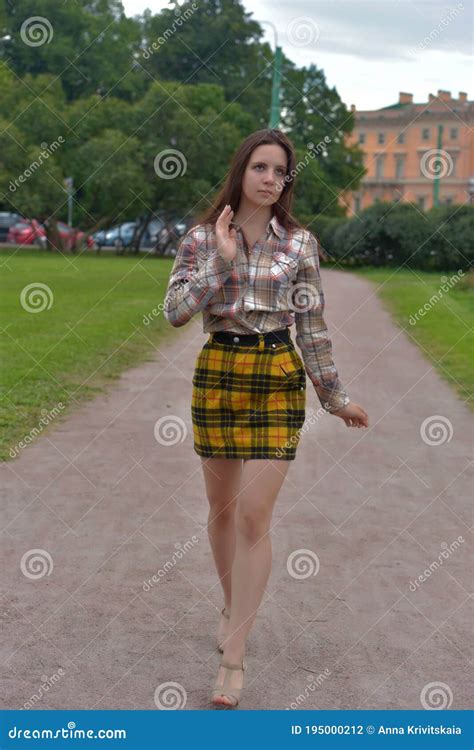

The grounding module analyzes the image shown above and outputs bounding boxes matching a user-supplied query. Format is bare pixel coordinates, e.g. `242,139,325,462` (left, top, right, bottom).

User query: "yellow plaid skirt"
191,333,306,460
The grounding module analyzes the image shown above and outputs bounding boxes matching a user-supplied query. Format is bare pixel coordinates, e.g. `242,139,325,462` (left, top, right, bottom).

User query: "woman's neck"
232,200,272,230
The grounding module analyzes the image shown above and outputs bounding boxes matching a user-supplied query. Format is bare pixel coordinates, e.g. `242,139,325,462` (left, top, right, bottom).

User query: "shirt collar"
267,214,285,239
230,213,286,239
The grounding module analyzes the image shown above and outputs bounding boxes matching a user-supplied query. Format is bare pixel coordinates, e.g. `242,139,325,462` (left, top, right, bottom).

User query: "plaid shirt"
163,215,350,413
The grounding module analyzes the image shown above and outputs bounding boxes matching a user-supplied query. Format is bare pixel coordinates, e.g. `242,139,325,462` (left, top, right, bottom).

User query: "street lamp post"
258,20,282,128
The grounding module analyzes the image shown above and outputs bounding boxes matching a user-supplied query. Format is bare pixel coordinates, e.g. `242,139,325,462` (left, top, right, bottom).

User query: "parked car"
0,212,24,242
7,219,93,249
92,218,166,253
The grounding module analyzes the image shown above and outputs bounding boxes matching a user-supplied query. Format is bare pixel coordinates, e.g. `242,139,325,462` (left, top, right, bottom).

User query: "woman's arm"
163,227,234,327
294,231,351,414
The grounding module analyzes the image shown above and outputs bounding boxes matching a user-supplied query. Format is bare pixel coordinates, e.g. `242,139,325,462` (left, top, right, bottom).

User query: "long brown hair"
196,129,302,232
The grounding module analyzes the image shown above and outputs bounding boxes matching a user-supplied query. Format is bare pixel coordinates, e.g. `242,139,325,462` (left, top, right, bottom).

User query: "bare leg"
201,457,243,610
214,458,291,703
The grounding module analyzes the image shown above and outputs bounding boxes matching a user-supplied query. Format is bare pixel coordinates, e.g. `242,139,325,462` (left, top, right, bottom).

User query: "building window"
375,155,385,179
422,128,430,140
377,132,385,144
450,127,458,139
358,132,365,144
450,155,457,176
417,196,426,210
444,196,453,206
397,132,405,144
395,155,405,179
354,196,361,213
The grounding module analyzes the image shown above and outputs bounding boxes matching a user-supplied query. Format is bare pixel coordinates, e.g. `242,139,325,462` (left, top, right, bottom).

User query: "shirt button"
271,343,276,348
233,336,240,343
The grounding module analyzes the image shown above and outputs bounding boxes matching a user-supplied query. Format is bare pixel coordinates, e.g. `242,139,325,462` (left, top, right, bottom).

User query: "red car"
7,219,93,249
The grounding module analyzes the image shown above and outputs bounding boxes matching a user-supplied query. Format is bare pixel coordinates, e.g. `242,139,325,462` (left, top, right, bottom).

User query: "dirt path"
1,268,472,710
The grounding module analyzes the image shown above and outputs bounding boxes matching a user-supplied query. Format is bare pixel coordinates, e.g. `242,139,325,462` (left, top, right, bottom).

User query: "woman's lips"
258,190,273,196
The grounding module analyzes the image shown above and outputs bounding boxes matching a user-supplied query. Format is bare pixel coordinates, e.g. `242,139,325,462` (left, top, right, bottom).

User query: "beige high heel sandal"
211,656,246,708
217,606,230,653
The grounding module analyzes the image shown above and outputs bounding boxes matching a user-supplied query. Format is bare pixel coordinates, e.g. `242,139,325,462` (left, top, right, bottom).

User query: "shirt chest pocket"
270,251,299,281
254,250,299,311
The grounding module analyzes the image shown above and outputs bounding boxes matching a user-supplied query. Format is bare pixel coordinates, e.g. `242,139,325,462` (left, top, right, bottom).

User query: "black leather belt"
210,327,291,347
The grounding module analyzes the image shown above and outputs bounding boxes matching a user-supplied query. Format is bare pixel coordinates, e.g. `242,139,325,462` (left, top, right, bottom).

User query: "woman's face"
240,143,288,208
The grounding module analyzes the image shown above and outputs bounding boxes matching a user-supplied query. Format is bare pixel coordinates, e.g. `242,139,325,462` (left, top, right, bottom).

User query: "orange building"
342,90,474,214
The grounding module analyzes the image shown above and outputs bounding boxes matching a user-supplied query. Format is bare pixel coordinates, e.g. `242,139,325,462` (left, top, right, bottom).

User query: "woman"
163,128,369,708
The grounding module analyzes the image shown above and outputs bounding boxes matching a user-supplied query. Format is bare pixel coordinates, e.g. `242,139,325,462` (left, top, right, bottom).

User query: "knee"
208,495,236,521
235,503,269,543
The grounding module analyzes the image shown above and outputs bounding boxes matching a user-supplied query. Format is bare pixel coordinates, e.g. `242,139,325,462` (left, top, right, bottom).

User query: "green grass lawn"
1,249,472,461
351,266,474,411
0,247,177,460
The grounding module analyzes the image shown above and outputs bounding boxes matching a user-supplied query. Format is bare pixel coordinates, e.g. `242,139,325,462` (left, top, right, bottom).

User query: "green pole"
269,45,282,128
433,124,443,208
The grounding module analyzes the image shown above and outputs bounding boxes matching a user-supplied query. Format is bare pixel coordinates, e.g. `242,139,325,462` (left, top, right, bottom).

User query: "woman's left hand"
331,402,369,428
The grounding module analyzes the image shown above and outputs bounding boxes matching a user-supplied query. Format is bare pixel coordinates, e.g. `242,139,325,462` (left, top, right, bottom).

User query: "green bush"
311,201,473,271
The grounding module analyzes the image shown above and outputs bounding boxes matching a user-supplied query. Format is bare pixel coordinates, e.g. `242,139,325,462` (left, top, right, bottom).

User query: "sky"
122,0,472,110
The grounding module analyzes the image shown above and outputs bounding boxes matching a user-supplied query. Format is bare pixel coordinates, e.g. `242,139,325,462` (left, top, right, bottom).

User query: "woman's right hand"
215,205,237,262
